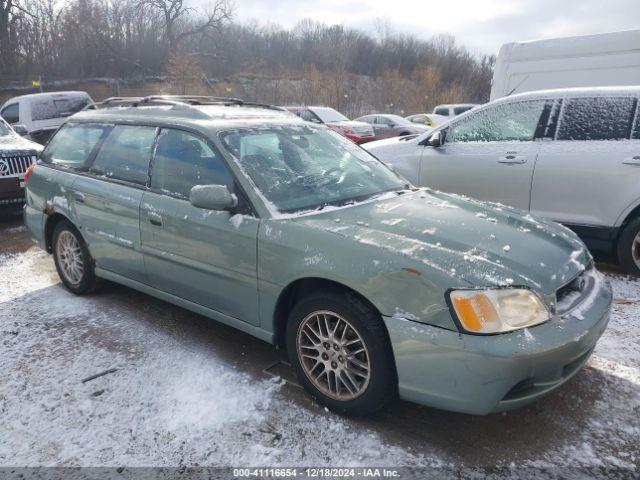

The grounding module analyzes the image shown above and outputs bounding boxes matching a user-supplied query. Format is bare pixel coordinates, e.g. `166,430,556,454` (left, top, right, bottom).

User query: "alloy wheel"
296,310,371,401
56,230,84,285
633,231,640,270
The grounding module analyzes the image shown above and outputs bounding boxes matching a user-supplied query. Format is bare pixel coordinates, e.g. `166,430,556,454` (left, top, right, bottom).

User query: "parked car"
491,30,640,100
0,91,93,145
364,87,640,275
406,113,449,128
285,106,375,143
25,95,611,416
432,103,479,117
0,118,42,209
354,114,429,140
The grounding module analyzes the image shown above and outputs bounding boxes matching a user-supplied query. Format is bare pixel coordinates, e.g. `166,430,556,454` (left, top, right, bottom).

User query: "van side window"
41,124,109,169
447,100,546,143
557,97,636,141
434,107,449,116
151,129,234,199
90,125,157,185
1,103,19,124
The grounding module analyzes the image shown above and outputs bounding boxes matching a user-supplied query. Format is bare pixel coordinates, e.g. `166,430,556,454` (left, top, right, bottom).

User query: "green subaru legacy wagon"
24,96,612,416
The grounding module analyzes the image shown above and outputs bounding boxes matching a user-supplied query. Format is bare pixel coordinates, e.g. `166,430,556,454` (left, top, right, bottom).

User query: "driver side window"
151,129,234,199
447,100,547,143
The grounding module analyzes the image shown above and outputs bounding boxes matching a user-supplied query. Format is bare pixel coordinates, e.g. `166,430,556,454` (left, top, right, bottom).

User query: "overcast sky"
229,0,640,55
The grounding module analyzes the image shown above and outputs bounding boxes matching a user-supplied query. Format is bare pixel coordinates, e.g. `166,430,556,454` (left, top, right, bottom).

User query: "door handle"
498,155,526,164
73,192,85,203
622,156,640,166
148,211,163,227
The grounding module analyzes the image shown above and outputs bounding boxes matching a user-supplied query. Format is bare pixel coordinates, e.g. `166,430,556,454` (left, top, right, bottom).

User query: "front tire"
286,291,397,416
52,221,100,294
617,217,640,276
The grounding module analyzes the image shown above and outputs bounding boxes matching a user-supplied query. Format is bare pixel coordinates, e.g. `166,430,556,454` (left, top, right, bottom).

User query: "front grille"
555,265,595,316
0,153,37,177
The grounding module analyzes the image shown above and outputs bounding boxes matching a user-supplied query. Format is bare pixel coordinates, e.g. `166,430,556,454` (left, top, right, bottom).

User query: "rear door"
75,124,157,283
530,95,639,228
140,128,260,325
419,99,548,211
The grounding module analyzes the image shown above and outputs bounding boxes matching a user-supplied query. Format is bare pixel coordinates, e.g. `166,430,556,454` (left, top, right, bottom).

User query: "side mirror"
12,124,28,136
422,130,443,147
189,184,238,211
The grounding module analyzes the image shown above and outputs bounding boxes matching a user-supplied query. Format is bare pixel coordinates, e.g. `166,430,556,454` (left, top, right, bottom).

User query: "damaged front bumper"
383,277,612,415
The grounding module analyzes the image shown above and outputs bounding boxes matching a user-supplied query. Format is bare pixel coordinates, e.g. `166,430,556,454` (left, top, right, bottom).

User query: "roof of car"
3,91,92,103
67,96,304,131
499,85,640,102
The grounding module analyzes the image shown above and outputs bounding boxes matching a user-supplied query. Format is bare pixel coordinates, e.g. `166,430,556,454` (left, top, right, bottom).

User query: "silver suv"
365,87,640,274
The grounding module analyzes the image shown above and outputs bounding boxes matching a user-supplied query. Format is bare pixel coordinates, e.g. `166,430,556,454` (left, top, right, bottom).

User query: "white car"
364,86,640,275
432,103,479,117
0,91,93,145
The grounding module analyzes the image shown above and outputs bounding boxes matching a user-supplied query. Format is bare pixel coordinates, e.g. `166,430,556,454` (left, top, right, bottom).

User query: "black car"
0,119,42,209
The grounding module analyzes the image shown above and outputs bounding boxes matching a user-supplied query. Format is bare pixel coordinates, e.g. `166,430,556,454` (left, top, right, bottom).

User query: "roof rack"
94,95,285,112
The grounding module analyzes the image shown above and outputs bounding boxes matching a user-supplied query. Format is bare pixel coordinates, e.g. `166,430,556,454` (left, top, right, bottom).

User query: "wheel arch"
617,201,640,236
44,212,73,253
272,277,384,351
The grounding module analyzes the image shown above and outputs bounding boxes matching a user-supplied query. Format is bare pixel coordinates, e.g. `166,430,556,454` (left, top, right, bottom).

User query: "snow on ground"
0,242,638,475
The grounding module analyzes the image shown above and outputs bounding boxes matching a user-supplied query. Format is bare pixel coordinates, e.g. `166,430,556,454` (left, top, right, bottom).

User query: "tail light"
24,163,35,184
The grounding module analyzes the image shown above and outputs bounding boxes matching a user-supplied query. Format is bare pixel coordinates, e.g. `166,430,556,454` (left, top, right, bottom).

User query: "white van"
491,30,640,101
0,91,93,144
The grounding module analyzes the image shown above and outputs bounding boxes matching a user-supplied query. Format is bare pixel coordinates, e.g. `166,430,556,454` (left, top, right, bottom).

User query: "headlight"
448,288,550,334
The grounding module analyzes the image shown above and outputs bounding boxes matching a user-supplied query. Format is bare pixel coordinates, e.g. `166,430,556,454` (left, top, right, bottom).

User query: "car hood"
293,189,590,295
362,135,419,150
0,133,43,153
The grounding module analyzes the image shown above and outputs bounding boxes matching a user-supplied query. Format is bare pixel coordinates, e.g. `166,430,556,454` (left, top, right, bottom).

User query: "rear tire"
617,217,640,276
286,290,397,416
52,221,100,294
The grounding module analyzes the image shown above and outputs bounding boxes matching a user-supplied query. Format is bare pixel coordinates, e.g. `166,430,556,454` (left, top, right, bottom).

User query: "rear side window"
298,109,322,124
90,125,157,185
31,97,91,121
41,124,109,169
447,100,546,143
1,103,19,124
557,97,636,141
151,129,234,199
434,107,449,116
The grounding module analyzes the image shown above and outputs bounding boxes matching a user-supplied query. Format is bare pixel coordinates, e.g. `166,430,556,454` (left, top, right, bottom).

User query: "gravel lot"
0,212,638,477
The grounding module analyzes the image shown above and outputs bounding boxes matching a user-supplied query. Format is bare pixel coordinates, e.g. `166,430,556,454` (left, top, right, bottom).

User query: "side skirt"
95,267,275,344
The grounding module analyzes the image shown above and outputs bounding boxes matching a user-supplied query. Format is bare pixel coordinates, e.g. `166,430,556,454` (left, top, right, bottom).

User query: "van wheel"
52,221,100,294
617,217,640,276
286,291,396,416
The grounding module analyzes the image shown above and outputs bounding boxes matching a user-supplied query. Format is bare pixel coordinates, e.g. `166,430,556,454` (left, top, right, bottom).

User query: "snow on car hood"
293,189,590,295
362,135,419,150
0,133,43,154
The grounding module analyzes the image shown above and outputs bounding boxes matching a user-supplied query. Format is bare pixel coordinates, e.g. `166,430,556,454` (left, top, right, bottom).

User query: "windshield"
220,125,407,214
311,107,349,123
0,120,13,137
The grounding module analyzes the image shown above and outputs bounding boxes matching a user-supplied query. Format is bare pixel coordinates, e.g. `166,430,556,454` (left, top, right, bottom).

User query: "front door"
140,128,260,325
419,99,548,211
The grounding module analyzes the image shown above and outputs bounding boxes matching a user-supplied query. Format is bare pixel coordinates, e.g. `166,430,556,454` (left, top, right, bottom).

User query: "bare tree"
137,0,233,54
